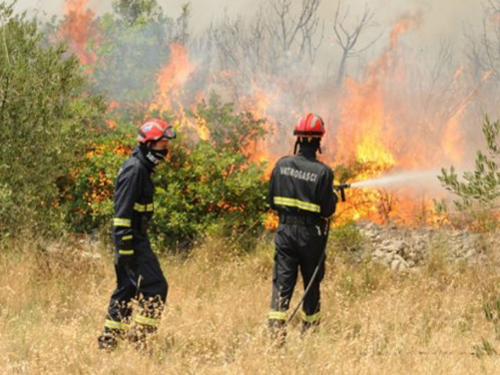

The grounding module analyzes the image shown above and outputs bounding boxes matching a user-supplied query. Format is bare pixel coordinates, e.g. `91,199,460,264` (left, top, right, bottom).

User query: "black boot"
301,320,320,336
127,324,158,351
268,319,287,347
98,332,120,351
128,298,163,351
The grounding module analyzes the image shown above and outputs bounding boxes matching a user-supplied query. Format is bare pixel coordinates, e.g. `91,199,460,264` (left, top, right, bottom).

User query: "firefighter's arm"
268,166,278,210
318,169,338,217
113,165,141,261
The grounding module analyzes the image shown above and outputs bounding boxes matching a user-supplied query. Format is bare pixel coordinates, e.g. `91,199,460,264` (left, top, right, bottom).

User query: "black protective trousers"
270,223,327,317
106,237,168,327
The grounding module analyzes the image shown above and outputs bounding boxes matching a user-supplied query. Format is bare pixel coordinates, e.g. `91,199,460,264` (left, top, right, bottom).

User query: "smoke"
15,0,110,18
11,0,497,225
14,0,495,168
17,0,483,43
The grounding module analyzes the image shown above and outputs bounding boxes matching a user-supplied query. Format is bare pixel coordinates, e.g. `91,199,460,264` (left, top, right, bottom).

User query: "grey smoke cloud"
14,0,485,74
11,0,496,215
13,0,492,167
16,0,483,41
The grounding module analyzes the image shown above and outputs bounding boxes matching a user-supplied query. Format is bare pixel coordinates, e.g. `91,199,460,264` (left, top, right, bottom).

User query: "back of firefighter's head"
137,119,177,165
293,113,325,154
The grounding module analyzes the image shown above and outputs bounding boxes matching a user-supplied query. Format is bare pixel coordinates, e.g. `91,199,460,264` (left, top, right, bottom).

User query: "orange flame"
59,0,98,67
241,83,279,175
149,43,214,141
329,15,450,225
389,15,418,49
151,43,195,113
105,120,117,130
191,107,211,141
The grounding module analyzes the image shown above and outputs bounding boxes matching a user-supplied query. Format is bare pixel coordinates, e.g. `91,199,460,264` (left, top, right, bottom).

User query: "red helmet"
137,119,176,143
293,113,325,138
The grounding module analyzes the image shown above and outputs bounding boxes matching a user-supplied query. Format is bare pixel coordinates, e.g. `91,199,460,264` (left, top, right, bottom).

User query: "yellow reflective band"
104,319,124,330
134,203,154,212
268,310,287,321
122,235,133,241
274,196,320,213
134,203,146,212
300,311,321,323
119,250,134,255
135,315,159,326
113,218,131,227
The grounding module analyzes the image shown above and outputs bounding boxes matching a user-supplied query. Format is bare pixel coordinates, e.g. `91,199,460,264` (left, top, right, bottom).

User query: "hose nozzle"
333,183,351,202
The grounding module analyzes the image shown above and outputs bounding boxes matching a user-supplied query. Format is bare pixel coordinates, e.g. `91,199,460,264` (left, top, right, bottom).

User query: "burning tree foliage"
68,93,268,250
153,93,268,249
7,0,500,244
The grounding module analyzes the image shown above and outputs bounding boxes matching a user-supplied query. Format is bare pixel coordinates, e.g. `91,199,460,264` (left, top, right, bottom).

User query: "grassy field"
1,233,500,374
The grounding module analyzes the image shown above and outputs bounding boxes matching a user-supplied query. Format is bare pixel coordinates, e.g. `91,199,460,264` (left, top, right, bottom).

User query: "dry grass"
1,233,500,374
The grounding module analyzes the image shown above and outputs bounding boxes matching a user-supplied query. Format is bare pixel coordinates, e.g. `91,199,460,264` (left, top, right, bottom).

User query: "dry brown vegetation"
2,232,500,374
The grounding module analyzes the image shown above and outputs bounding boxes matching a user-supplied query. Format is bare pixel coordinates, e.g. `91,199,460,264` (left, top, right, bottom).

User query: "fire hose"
287,183,350,323
125,266,142,295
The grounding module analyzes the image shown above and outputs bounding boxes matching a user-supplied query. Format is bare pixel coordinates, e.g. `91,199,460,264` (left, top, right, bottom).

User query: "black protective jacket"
113,146,156,260
268,146,337,221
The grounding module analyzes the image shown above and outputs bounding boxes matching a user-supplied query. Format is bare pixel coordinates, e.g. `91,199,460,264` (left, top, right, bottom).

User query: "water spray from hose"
334,169,442,202
350,169,441,188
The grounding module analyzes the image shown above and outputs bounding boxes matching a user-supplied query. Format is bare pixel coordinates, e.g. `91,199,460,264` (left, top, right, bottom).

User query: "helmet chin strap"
141,142,167,166
145,150,162,165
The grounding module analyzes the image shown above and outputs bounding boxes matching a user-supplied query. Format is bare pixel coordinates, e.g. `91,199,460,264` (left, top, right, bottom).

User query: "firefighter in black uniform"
98,119,176,350
267,113,337,340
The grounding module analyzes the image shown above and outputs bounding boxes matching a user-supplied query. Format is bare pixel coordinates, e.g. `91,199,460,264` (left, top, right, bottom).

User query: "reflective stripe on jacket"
113,146,155,254
268,148,337,219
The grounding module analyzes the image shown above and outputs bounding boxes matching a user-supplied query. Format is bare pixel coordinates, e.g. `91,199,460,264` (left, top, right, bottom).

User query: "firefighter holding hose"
267,113,338,343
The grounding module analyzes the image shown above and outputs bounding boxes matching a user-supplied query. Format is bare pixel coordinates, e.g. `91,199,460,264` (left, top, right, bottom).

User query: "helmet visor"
163,125,177,140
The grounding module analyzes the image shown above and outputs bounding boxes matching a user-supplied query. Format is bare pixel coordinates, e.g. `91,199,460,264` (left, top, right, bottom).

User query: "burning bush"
62,127,135,233
65,93,268,250
153,93,268,250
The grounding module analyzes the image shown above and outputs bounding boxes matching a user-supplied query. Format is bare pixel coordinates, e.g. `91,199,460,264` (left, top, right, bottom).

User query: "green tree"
112,0,165,25
437,117,500,229
0,3,105,236
438,117,500,210
90,0,173,106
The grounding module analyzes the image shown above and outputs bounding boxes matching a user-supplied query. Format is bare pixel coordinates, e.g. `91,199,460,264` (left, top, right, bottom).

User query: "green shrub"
0,3,106,236
329,222,365,253
437,117,500,230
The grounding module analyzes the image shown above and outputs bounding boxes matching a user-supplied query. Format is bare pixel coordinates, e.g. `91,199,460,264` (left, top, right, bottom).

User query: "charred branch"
269,0,323,65
333,1,382,87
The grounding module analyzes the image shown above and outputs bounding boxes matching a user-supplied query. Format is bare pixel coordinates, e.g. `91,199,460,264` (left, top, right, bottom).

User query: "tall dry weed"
1,234,500,373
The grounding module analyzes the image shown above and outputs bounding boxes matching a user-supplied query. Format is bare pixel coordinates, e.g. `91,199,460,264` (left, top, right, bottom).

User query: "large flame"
149,43,212,141
59,0,98,67
55,5,489,229
241,83,279,175
329,15,454,226
151,43,195,113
